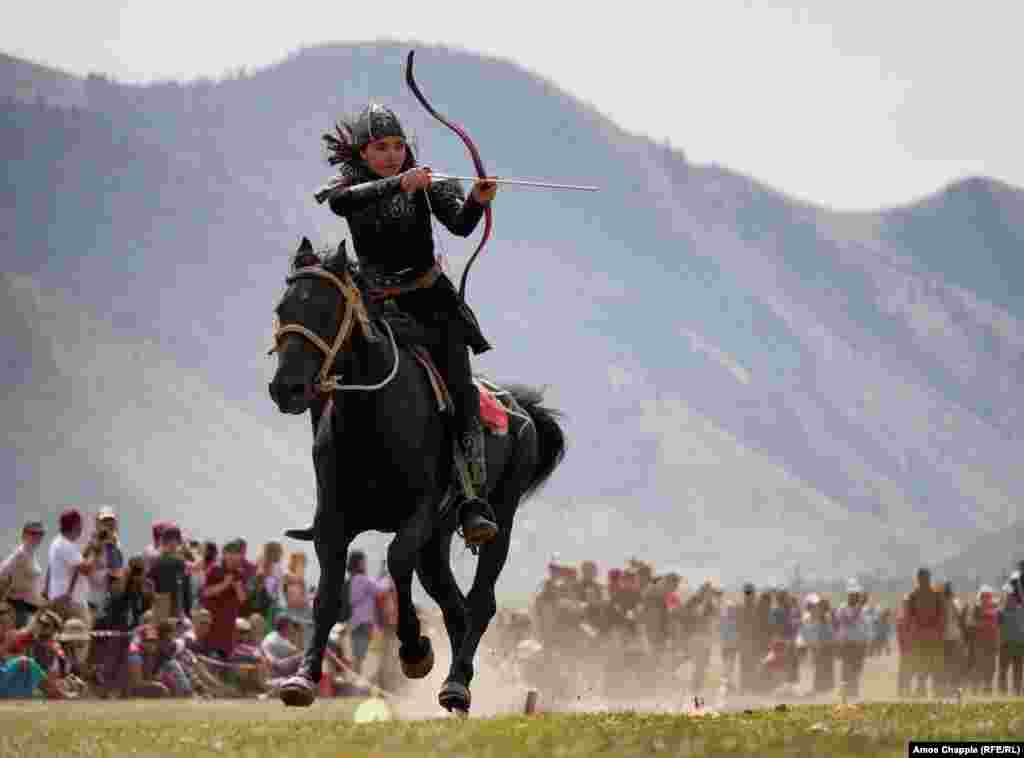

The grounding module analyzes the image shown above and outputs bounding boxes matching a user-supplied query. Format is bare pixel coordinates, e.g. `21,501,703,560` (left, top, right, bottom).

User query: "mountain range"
3,43,1022,600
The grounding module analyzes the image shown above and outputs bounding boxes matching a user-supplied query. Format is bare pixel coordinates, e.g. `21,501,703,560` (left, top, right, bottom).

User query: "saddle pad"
407,347,509,435
475,379,509,436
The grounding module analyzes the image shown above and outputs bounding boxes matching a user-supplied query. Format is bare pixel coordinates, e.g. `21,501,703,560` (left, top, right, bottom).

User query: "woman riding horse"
311,103,500,547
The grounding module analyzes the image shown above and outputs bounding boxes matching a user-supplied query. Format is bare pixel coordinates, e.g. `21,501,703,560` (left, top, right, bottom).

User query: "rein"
270,265,397,394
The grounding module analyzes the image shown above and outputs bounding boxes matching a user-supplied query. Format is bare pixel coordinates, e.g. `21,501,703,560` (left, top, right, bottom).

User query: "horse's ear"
322,239,349,276
293,237,320,269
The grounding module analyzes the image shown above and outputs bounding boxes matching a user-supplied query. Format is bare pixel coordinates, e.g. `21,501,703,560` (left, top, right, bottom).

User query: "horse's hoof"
279,675,317,707
284,527,316,542
438,679,471,713
400,636,434,679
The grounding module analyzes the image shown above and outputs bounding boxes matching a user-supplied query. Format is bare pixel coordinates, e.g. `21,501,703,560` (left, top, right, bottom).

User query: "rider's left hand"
472,178,498,204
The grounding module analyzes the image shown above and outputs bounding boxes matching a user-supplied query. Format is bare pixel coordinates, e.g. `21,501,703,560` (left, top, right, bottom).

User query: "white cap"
846,578,864,594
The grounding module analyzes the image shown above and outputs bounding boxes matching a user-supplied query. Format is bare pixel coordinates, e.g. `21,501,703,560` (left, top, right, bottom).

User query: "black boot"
458,417,498,547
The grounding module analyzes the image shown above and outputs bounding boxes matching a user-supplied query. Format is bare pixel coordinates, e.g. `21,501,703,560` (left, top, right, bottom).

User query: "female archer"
312,102,499,548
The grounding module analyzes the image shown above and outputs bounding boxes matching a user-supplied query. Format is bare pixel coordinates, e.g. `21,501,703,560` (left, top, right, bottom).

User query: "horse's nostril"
287,384,306,397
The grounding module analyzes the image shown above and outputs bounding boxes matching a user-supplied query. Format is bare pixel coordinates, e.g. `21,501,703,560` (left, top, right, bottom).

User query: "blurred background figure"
0,520,48,627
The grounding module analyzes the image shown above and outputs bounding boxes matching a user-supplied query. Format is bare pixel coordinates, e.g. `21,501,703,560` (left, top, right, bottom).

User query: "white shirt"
47,535,88,606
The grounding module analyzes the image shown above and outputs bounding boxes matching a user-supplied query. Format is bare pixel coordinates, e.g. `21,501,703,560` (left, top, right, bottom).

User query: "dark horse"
267,238,566,713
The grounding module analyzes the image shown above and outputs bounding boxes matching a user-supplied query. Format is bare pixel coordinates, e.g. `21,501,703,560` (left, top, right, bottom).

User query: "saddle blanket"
410,347,509,435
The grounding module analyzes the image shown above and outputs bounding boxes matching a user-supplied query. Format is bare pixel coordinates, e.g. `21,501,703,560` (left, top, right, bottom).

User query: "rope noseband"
270,266,374,393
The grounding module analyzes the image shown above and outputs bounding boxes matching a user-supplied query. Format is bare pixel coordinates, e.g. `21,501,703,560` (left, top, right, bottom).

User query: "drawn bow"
405,50,491,301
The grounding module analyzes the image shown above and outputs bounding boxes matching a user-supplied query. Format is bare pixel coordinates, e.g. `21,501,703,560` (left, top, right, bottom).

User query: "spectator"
82,507,125,616
903,567,945,698
835,580,870,699
577,560,605,606
184,608,216,657
0,520,48,627
92,555,148,694
346,550,388,674
230,617,267,694
997,580,1024,696
147,525,191,622
941,581,967,696
191,541,218,603
262,615,302,678
737,582,761,694
251,541,284,626
46,509,95,625
142,521,170,574
8,609,68,698
237,538,258,584
56,617,94,696
802,595,836,694
0,598,48,698
283,551,311,647
201,540,247,658
125,621,189,697
966,585,1000,695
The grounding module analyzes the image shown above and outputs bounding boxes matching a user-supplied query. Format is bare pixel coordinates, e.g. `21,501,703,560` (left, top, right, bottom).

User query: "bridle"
269,265,373,394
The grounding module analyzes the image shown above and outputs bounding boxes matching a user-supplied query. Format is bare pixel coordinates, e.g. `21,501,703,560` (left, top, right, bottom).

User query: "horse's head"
268,237,368,414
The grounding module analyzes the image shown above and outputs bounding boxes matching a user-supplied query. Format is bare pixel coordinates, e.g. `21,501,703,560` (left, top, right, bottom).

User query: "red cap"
59,509,82,533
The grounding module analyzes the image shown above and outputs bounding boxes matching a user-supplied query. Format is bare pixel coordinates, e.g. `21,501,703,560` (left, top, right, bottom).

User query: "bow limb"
405,50,491,300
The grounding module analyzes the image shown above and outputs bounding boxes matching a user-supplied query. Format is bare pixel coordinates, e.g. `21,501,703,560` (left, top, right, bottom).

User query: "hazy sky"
4,1,1022,210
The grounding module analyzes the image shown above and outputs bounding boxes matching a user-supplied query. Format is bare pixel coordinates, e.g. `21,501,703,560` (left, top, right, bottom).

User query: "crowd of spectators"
3,509,1023,704
0,510,399,700
490,557,1024,703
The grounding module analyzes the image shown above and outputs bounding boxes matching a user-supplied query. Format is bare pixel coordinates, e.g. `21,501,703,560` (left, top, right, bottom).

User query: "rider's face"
360,137,407,178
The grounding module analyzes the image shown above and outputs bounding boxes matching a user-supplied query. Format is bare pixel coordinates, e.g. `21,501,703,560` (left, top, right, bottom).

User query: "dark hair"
203,541,218,564
59,509,82,534
347,550,366,573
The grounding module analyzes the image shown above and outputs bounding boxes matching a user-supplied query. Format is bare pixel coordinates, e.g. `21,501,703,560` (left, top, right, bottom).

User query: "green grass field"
1,698,1022,758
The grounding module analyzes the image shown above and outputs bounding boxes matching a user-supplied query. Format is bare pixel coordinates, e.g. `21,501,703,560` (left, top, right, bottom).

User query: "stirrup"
459,499,498,548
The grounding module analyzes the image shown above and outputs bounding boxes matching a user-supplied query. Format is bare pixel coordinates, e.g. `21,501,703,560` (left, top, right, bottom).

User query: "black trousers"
393,281,480,433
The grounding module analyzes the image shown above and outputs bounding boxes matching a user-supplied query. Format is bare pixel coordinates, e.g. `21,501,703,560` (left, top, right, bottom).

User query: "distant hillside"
3,43,1023,586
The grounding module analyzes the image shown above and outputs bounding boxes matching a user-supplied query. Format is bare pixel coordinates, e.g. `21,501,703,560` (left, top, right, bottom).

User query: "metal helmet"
351,103,406,148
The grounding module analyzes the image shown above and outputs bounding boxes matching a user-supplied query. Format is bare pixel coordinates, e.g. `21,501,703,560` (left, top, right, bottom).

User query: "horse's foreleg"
416,530,468,674
281,407,351,707
388,495,436,678
440,509,514,713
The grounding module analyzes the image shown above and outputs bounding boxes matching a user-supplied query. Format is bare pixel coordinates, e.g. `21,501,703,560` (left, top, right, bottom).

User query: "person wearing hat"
57,617,94,695
6,609,69,698
83,507,125,616
0,520,48,627
46,509,96,626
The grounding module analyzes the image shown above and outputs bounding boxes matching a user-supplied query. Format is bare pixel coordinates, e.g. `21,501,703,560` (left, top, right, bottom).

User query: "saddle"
367,299,509,435
409,346,509,436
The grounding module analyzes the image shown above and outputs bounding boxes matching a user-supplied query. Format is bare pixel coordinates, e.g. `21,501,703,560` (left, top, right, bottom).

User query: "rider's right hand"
400,167,433,193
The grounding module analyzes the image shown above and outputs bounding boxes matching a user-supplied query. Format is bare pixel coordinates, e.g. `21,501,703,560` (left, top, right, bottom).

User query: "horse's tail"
505,384,567,501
